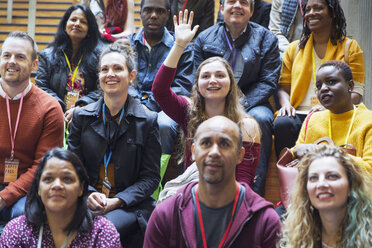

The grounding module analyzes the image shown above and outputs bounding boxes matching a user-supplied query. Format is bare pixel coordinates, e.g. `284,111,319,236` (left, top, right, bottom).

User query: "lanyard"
195,184,240,248
6,92,24,159
328,105,357,143
62,50,83,88
102,103,125,177
312,48,325,86
38,225,72,248
223,29,238,70
182,0,188,13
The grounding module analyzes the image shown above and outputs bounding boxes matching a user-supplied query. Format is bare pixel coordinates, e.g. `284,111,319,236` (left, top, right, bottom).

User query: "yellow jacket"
279,33,365,109
296,104,372,175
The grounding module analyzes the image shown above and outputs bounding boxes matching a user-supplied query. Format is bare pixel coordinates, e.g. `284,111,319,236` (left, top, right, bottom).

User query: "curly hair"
187,57,249,145
99,39,136,72
299,0,347,49
279,145,372,248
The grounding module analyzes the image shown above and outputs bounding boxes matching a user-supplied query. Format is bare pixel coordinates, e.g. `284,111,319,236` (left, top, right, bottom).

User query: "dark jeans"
0,196,26,222
249,105,273,197
273,114,307,158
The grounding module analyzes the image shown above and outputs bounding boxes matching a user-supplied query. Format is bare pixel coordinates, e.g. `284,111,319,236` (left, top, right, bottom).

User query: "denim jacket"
127,28,194,112
194,22,281,111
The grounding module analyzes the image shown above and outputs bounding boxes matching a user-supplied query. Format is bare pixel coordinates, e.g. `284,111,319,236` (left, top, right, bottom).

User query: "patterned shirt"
0,215,122,248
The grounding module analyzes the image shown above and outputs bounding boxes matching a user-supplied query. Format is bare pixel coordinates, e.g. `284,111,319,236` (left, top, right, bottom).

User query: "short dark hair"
140,0,170,10
3,31,38,61
319,60,353,82
50,4,100,60
25,148,92,233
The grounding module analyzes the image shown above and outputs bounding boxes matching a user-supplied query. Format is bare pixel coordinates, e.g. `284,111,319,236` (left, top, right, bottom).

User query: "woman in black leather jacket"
67,39,161,246
35,4,102,121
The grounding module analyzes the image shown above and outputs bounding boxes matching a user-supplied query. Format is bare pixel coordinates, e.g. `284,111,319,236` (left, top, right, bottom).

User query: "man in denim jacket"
194,0,281,196
127,0,193,155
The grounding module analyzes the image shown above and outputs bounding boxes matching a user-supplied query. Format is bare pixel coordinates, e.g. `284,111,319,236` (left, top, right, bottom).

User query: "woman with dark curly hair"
0,148,121,247
279,145,372,247
36,4,102,122
273,0,365,158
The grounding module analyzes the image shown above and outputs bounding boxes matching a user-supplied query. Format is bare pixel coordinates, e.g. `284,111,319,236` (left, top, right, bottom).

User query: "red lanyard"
195,184,240,248
182,0,188,13
5,92,24,159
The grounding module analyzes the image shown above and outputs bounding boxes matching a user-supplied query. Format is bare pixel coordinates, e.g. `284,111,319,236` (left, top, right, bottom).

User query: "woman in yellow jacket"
273,0,365,157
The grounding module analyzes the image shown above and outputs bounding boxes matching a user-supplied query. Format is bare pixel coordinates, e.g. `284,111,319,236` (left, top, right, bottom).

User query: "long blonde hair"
279,145,372,248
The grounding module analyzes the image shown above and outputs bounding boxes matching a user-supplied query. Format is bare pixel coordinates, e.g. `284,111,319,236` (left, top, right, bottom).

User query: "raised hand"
174,9,199,48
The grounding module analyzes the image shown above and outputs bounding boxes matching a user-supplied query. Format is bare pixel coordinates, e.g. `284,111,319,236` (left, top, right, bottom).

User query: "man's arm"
268,0,290,54
0,100,64,208
171,42,194,97
143,205,171,248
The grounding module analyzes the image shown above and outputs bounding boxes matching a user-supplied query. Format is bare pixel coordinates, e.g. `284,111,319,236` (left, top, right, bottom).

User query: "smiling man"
144,116,281,248
0,31,64,222
127,0,193,157
194,0,281,197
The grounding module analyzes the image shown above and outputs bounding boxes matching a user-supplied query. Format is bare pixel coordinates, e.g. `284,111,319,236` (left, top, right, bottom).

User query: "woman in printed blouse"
152,10,261,187
36,4,102,122
0,148,121,247
273,0,365,158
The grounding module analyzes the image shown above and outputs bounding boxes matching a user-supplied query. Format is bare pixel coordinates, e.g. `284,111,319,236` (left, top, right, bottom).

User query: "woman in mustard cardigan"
273,0,365,157
293,60,372,176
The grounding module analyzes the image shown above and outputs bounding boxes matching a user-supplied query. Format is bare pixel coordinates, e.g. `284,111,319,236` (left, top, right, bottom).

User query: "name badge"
311,96,320,107
66,91,80,110
102,178,112,198
4,158,19,183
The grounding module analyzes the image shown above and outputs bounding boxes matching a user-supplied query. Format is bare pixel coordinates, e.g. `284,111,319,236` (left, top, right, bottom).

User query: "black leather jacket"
68,96,161,207
35,45,102,112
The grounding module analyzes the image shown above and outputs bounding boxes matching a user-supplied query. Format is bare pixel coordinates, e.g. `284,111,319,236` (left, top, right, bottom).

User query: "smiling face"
0,37,36,89
316,65,353,114
65,8,89,43
99,52,136,98
304,0,332,33
197,61,231,103
192,117,244,185
307,156,350,214
38,157,83,216
141,0,169,42
221,0,253,31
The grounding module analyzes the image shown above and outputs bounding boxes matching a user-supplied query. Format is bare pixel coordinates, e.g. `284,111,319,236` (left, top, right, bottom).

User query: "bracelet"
175,42,186,49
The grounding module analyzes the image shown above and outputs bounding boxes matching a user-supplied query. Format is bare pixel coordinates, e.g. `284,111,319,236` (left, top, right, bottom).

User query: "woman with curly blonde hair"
279,145,372,248
152,10,261,187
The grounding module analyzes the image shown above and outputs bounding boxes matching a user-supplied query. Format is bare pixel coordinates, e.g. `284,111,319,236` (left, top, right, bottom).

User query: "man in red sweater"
0,31,64,222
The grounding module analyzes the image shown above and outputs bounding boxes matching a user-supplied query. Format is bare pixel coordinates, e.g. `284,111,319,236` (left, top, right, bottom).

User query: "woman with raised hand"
152,10,261,187
0,148,121,247
36,4,102,122
274,0,365,158
68,39,161,246
279,145,372,247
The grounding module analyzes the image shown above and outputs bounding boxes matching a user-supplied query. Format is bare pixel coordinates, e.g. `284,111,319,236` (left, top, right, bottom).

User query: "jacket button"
128,138,132,142
137,211,142,217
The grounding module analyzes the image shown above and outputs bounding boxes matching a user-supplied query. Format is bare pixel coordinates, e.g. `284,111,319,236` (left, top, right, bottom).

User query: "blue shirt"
127,28,194,112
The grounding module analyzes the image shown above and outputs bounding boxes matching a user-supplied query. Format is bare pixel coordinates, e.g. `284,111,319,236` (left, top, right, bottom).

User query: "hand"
174,9,199,48
277,103,296,117
64,106,79,123
88,192,107,215
293,144,316,159
308,104,325,115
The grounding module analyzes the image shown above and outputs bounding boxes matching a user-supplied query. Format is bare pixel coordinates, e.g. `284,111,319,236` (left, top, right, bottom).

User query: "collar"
134,27,174,49
81,95,148,119
224,23,251,49
0,81,32,100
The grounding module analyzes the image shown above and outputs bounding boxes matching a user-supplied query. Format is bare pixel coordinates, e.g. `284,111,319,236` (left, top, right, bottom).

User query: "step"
0,15,61,24
0,2,28,8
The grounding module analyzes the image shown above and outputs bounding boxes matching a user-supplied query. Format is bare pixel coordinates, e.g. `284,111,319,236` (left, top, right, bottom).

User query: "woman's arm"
277,85,296,117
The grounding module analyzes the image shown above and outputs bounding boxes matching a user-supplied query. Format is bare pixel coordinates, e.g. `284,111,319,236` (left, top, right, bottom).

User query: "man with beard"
0,31,64,222
127,0,193,157
144,116,281,248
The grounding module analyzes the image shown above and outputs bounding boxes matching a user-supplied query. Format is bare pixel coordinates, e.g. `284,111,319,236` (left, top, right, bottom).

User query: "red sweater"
0,85,64,206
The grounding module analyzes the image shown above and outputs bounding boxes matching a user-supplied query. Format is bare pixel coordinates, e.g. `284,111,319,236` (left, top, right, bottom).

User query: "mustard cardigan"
296,104,372,175
279,33,365,109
